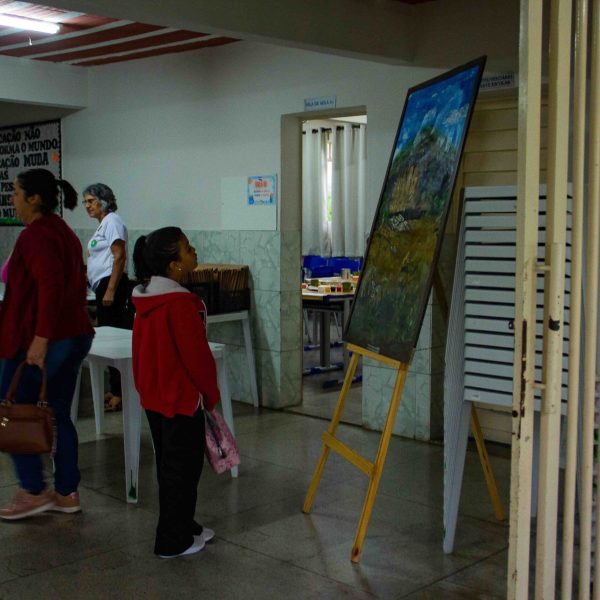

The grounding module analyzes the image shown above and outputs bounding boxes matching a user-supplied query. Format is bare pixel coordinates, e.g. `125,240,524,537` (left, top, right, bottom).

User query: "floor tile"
0,397,511,599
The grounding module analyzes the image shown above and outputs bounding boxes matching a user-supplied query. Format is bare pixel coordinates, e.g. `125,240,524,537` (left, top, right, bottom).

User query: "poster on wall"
344,56,486,363
247,175,276,205
0,120,62,226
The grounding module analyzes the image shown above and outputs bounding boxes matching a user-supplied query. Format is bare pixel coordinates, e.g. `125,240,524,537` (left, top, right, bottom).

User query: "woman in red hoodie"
131,227,220,559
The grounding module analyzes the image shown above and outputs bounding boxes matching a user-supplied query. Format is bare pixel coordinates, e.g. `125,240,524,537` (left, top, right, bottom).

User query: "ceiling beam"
33,0,419,65
14,0,522,71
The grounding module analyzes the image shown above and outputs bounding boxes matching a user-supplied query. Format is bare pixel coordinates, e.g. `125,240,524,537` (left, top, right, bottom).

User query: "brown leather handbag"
0,363,55,455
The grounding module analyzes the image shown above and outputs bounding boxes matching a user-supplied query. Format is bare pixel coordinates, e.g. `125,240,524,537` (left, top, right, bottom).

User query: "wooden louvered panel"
465,198,518,213
465,360,568,387
466,270,571,292
464,229,570,247
444,93,548,442
465,288,570,305
463,171,548,188
465,259,517,274
465,330,570,354
465,129,518,152
464,345,569,370
465,302,571,324
468,102,547,132
465,331,514,350
446,183,571,444
466,211,572,230
464,374,568,397
464,149,548,174
469,107,519,131
465,244,572,262
464,387,512,406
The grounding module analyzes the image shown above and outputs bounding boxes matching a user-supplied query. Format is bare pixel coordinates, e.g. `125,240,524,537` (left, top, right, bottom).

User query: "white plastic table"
71,326,238,504
206,310,259,407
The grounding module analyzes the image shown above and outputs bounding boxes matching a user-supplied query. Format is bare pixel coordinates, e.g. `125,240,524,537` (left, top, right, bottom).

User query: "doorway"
283,110,367,426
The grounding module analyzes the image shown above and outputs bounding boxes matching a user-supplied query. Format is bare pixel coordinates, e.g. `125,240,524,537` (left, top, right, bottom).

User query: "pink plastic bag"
204,409,240,474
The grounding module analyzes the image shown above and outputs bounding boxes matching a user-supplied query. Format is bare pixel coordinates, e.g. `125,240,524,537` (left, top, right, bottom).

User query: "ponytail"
17,169,78,214
133,227,182,286
58,179,78,211
133,235,151,285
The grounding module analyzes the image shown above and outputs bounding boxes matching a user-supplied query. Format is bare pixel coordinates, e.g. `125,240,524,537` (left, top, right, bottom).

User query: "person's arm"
102,239,126,306
170,298,221,410
22,230,65,367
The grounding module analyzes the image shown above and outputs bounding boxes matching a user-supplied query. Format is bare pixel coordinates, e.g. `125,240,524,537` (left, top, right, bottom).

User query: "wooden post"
587,0,600,594
508,0,543,597
535,0,572,597
561,0,588,597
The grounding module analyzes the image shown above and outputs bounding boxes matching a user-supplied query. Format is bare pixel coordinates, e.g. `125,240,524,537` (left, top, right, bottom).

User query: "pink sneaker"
51,491,81,514
0,488,55,520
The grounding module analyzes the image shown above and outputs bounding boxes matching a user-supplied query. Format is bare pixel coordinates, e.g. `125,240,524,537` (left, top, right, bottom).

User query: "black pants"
95,274,132,396
146,407,206,556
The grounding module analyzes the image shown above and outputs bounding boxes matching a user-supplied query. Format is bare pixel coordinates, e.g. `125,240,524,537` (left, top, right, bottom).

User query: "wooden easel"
302,342,407,562
303,270,504,563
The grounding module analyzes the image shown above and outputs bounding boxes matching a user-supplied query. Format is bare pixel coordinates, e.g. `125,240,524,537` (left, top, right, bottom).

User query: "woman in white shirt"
84,183,130,411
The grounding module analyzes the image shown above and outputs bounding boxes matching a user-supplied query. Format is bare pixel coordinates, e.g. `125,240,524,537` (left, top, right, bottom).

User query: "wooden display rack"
302,273,504,563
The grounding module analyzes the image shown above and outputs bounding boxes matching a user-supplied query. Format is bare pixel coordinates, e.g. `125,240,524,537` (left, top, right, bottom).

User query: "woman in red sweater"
131,226,220,558
0,169,94,520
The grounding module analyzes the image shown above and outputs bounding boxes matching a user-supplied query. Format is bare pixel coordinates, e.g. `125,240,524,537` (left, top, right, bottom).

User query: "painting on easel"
345,57,486,363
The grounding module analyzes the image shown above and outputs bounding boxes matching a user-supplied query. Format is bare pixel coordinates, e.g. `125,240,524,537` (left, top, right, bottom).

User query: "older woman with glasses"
84,183,131,412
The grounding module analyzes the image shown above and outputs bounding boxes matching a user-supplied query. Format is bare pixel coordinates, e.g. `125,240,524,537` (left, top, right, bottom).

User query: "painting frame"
344,56,486,363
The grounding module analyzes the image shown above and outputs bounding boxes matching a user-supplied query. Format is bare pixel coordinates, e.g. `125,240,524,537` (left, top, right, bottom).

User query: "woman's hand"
102,288,115,306
26,336,49,368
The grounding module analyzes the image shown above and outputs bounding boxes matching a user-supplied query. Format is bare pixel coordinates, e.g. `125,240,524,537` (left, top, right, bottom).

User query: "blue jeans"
0,335,93,495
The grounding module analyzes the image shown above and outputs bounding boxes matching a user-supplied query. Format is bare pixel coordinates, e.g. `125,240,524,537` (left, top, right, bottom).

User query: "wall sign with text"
247,175,276,206
0,120,62,226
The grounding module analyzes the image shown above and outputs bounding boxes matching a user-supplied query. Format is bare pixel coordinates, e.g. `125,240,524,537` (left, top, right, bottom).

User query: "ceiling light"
0,14,60,34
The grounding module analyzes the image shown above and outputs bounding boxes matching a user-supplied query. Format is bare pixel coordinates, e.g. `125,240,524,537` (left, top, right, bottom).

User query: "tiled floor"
0,394,510,599
293,319,363,426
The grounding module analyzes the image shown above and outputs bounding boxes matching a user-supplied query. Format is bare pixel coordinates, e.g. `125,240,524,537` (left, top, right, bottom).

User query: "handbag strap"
4,362,48,408
205,410,226,458
205,410,219,440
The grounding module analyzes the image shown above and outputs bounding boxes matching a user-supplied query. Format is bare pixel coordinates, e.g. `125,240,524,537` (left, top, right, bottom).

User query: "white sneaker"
199,527,215,543
159,537,205,559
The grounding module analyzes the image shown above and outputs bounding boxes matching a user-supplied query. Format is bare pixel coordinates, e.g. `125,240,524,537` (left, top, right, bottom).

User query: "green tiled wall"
72,227,303,409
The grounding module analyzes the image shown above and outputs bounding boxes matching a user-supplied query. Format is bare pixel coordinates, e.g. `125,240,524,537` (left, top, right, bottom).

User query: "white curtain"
330,124,367,257
302,128,331,256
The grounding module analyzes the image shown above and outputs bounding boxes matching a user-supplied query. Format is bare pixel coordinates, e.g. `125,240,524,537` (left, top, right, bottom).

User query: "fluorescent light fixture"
0,14,60,34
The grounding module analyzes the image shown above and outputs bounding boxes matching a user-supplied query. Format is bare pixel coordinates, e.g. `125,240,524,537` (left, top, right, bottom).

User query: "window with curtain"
302,121,367,257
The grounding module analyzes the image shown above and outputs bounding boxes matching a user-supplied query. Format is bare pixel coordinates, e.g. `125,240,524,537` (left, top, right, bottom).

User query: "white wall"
0,41,442,411
0,55,87,109
61,41,439,234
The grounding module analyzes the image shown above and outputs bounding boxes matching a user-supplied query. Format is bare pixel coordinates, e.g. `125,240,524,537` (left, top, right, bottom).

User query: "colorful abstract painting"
345,57,486,363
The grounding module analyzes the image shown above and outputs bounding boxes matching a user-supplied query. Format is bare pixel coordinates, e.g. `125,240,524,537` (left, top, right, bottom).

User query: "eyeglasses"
82,198,97,206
